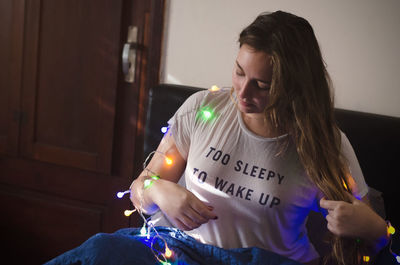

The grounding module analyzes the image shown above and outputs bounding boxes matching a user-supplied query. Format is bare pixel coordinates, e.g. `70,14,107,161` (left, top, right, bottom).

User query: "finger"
192,203,218,220
325,213,340,233
186,208,208,225
319,197,340,210
327,220,346,237
197,207,218,220
180,213,201,230
170,217,191,231
164,212,193,231
326,221,338,235
344,191,359,203
325,212,336,224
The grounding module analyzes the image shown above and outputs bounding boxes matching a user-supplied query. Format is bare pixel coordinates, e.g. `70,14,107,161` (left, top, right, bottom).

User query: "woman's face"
232,44,273,114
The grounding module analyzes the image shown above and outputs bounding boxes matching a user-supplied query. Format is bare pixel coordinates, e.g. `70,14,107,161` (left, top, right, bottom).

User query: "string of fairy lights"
115,85,224,264
116,85,399,264
117,151,173,265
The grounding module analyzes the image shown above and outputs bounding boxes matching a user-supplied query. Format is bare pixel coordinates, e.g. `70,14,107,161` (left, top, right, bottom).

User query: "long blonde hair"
239,11,368,264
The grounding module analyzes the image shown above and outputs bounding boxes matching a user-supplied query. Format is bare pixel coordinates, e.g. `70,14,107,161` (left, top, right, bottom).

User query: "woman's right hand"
150,179,218,231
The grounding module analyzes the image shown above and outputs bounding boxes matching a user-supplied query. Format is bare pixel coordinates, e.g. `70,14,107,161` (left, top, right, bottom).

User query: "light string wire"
117,85,228,264
118,148,175,265
386,221,400,263
133,149,172,264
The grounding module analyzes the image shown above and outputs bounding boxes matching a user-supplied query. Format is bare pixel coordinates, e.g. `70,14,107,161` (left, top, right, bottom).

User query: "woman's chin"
239,103,260,114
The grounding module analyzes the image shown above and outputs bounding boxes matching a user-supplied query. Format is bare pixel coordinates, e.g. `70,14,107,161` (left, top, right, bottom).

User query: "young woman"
131,11,389,265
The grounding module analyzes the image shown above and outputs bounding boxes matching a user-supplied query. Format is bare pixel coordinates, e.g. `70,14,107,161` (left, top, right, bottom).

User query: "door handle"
122,26,138,83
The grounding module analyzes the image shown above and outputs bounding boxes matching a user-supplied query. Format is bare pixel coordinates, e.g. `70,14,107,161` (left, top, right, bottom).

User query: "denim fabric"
44,227,302,265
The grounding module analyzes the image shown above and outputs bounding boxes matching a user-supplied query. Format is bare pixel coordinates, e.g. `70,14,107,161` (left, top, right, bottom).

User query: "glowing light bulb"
197,106,215,122
140,224,147,236
363,256,370,262
203,110,212,119
165,246,172,258
117,190,130,198
161,126,168,134
124,209,136,217
396,255,400,263
165,157,173,165
341,178,348,190
388,224,396,235
143,175,159,189
144,179,154,189
209,85,220,92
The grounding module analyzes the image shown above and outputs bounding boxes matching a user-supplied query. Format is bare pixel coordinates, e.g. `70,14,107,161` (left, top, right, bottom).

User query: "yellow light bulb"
341,178,348,190
124,209,136,217
165,246,172,258
210,85,220,92
363,256,370,262
165,157,173,165
388,225,395,235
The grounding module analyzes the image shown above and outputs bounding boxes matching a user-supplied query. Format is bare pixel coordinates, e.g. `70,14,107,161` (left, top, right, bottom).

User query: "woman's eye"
235,71,244,76
257,82,270,90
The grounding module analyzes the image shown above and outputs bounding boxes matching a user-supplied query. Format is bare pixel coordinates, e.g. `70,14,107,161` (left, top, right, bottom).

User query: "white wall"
160,0,400,117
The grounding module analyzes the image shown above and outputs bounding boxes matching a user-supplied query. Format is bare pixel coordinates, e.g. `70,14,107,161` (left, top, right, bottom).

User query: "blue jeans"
44,227,302,265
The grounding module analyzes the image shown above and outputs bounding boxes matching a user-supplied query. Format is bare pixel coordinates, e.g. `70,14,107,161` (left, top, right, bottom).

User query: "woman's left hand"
319,194,387,244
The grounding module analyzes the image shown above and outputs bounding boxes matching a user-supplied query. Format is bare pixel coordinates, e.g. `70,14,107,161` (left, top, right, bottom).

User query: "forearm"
360,196,390,253
364,217,390,254
130,173,160,215
130,134,186,214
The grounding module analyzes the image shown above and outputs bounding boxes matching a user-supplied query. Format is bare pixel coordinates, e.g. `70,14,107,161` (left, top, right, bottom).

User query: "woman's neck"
241,112,280,138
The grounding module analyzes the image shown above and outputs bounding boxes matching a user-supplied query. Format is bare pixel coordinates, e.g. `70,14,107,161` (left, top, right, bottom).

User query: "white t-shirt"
168,89,368,263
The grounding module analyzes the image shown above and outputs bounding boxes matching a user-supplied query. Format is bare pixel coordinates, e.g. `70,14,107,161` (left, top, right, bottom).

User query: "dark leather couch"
143,83,400,263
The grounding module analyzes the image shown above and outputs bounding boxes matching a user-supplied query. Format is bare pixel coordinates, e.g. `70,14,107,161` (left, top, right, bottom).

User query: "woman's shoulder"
180,88,232,111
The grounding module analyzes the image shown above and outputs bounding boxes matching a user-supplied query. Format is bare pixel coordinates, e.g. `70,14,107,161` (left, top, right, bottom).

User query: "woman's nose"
238,79,252,99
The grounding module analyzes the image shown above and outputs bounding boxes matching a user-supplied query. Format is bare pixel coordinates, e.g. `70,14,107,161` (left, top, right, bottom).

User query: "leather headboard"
144,84,400,226
144,84,203,156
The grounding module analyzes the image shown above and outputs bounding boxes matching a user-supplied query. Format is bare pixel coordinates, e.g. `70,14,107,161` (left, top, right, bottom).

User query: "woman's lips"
239,99,253,108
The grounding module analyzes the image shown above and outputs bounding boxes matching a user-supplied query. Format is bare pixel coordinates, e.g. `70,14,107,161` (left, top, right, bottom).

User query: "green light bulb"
202,110,212,119
197,106,215,122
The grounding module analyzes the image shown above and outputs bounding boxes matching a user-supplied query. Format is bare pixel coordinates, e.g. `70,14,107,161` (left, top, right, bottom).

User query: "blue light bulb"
161,126,169,134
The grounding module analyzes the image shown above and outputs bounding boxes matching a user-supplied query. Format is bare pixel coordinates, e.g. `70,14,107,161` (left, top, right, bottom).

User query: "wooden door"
0,0,23,156
0,0,164,264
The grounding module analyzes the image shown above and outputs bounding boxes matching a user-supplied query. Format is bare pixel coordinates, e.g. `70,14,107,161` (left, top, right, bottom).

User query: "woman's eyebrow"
235,60,244,71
